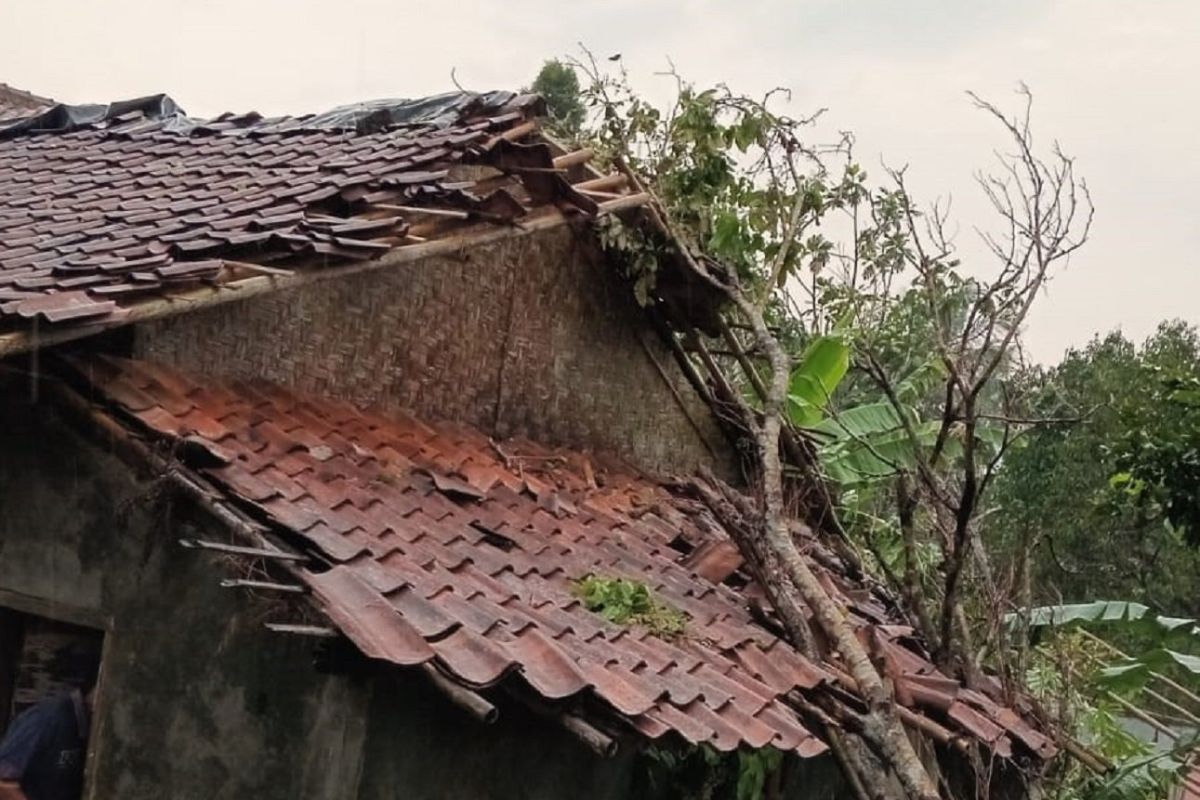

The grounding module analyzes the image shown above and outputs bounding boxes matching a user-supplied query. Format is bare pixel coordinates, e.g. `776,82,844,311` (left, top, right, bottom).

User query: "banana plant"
1008,601,1200,692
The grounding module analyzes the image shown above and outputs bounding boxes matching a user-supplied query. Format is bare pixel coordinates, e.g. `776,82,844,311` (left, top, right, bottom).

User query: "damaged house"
0,87,1058,799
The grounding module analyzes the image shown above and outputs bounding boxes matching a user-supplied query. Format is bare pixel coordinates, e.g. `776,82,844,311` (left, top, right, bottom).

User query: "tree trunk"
624,175,942,800
733,292,941,800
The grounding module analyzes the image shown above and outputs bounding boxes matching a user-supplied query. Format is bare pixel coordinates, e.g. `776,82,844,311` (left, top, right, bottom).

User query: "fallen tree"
569,53,1093,798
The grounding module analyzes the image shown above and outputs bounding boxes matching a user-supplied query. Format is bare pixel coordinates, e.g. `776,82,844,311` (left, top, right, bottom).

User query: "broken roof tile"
0,90,612,336
68,354,1057,763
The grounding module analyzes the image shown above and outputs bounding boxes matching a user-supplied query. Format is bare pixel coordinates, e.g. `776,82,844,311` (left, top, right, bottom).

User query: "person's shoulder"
17,693,73,724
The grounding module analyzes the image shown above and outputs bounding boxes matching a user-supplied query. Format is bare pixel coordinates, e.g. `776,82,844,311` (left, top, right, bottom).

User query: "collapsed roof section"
57,354,1058,764
0,91,640,346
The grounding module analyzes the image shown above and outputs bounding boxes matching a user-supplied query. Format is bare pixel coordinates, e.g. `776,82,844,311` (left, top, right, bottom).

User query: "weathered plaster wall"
358,671,642,800
133,224,732,479
358,670,847,800
0,390,368,800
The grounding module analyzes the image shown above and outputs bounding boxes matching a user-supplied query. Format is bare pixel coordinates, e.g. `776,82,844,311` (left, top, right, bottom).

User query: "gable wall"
132,224,732,479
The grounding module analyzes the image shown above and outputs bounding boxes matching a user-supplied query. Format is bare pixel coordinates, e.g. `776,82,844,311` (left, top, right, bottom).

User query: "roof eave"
0,193,648,360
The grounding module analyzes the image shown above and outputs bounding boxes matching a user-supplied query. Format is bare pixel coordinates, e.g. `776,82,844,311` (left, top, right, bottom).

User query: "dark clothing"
0,691,88,800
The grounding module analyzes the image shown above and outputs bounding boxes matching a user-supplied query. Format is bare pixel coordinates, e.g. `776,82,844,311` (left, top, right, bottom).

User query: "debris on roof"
0,91,640,344
0,83,53,122
63,354,1059,762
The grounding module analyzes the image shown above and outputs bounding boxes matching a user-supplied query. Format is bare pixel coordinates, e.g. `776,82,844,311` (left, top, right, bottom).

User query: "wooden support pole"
1078,628,1200,711
221,260,294,277
221,578,307,594
266,624,339,637
716,315,770,402
559,713,618,758
1064,664,1180,742
578,189,623,200
264,625,499,724
491,120,538,145
1076,646,1200,726
693,337,741,404
0,197,647,359
575,173,628,193
552,148,594,169
649,315,715,407
502,685,618,757
368,204,470,219
180,539,308,562
596,192,651,215
422,666,499,725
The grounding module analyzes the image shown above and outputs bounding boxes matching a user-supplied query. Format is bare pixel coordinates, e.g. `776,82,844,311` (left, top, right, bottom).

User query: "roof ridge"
0,82,54,104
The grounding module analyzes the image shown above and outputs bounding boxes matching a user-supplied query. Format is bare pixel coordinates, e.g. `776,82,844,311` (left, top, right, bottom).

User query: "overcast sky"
2,1,1195,362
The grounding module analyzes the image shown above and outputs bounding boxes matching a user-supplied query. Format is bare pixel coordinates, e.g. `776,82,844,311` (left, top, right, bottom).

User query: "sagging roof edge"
33,365,630,755
32,359,748,762
0,191,648,360
34,354,1075,774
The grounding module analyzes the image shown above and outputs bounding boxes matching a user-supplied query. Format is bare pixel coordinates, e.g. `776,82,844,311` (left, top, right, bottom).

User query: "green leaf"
1009,601,1200,640
974,421,1007,455
1094,662,1153,694
818,414,945,486
1021,601,1153,628
787,335,850,427
894,357,948,404
812,402,905,441
1160,648,1200,674
1096,649,1200,693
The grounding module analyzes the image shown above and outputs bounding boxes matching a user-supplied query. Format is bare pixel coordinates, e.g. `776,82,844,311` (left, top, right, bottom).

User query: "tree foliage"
530,59,585,135
548,50,1197,800
986,323,1200,616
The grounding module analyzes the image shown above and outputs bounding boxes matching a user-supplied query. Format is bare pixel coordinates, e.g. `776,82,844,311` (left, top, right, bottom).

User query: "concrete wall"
133,224,732,480
0,391,655,800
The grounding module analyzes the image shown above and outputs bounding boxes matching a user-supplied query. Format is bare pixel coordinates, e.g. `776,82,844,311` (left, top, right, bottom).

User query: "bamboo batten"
0,194,650,359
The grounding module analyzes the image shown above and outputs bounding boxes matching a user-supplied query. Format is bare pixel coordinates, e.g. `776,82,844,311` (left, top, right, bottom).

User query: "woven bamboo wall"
134,224,731,478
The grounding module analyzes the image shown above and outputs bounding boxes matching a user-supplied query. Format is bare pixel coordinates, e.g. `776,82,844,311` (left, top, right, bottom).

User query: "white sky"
2,1,1196,362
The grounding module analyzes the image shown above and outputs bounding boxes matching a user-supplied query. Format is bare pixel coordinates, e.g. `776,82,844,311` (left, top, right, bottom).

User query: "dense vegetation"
534,57,1200,800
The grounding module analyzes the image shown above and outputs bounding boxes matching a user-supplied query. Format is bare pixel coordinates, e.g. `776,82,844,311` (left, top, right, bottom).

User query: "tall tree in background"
987,323,1200,617
530,59,585,136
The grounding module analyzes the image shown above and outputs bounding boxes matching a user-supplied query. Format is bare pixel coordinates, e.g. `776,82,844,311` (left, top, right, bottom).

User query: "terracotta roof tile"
0,91,606,335
70,355,1059,762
